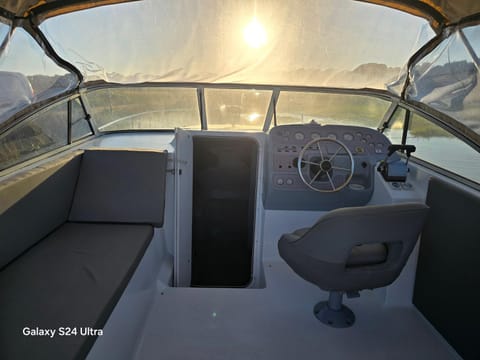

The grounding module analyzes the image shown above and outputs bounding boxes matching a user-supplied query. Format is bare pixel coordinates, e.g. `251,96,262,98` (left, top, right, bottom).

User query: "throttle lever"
378,144,416,182
387,144,416,157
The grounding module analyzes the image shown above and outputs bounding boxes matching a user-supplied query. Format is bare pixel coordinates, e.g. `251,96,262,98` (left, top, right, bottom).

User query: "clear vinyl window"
0,102,68,171
0,28,77,125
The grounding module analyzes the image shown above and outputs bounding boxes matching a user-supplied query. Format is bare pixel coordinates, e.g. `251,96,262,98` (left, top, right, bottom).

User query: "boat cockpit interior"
0,1,479,359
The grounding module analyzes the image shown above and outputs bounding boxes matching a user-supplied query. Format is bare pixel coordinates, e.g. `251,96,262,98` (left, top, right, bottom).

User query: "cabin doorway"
191,136,258,287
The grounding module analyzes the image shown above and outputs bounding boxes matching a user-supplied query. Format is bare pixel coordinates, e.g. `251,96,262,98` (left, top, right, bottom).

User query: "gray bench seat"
0,148,168,360
0,222,153,360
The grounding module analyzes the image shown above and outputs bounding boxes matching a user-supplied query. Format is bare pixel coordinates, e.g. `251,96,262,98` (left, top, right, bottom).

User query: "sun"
247,112,261,122
243,18,267,49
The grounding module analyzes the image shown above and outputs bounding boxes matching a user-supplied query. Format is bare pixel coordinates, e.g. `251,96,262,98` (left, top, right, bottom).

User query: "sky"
0,0,435,83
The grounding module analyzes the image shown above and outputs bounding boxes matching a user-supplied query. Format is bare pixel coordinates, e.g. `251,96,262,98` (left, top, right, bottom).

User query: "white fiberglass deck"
135,260,459,360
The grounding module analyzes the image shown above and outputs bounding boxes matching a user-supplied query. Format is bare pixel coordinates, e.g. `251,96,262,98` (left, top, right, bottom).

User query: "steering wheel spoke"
309,168,324,185
326,171,336,191
297,137,354,193
328,146,343,161
331,166,351,171
301,160,322,166
317,142,325,161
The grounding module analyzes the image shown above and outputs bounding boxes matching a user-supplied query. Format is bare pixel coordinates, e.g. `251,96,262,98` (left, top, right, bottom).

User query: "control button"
276,178,284,185
402,182,413,190
286,179,294,185
349,183,365,191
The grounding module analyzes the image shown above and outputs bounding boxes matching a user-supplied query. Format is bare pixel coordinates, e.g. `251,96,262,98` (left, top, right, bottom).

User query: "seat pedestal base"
314,301,355,328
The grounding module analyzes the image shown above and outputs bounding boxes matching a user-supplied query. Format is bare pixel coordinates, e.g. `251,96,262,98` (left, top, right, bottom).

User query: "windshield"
85,87,201,131
275,92,390,128
85,86,393,132
40,0,432,89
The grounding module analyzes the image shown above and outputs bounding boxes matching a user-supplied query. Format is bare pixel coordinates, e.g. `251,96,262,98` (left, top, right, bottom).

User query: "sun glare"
243,18,267,48
247,113,261,122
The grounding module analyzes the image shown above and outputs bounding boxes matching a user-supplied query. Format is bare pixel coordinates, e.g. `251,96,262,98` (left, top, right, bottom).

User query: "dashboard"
263,124,394,210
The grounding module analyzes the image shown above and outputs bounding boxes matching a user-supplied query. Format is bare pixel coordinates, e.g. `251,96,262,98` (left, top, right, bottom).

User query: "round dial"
294,132,305,141
311,132,321,139
343,133,354,141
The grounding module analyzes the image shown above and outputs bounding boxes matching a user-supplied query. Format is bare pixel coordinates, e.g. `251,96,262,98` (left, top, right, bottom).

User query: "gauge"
328,133,337,140
343,133,353,141
294,132,305,141
311,132,320,139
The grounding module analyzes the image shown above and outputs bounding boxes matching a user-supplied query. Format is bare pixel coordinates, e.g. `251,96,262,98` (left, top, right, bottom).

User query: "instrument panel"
263,124,393,210
272,125,390,158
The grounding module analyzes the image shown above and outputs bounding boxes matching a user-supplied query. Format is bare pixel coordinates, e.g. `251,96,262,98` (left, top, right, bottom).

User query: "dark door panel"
191,137,257,287
414,177,480,360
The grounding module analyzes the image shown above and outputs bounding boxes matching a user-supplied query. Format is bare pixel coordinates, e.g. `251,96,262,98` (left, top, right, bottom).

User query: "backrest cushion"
301,202,430,264
69,149,167,226
0,152,83,269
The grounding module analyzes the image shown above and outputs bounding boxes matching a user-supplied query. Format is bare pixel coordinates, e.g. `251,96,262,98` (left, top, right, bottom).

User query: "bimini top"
0,0,136,20
2,0,479,28
359,0,480,30
0,0,479,139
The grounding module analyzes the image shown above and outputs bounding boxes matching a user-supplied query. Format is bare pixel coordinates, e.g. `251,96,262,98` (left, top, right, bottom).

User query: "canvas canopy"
0,0,137,20
359,1,480,31
0,0,479,139
1,0,479,28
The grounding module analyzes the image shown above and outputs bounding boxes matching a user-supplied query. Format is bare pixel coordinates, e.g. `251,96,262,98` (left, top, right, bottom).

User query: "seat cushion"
0,222,153,360
346,243,388,267
0,153,82,269
69,149,168,226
